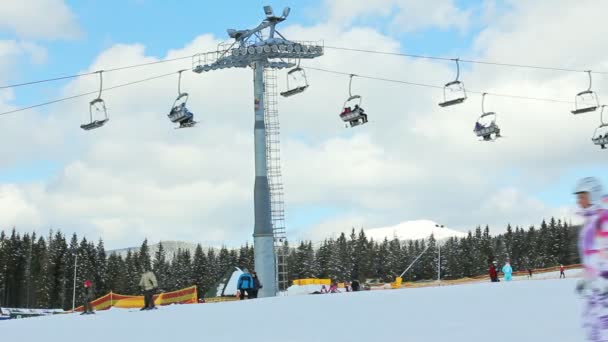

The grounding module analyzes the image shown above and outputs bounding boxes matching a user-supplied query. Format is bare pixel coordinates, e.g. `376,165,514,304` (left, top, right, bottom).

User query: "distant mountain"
365,220,466,242
108,241,208,260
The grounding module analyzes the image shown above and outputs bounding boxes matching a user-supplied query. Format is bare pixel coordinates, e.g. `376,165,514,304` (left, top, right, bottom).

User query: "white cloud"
0,2,604,249
0,0,81,40
324,0,470,33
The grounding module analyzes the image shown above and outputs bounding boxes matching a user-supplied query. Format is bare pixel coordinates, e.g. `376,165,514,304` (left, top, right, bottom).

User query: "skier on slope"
502,259,513,281
573,177,608,341
139,269,159,310
560,264,566,278
81,279,95,315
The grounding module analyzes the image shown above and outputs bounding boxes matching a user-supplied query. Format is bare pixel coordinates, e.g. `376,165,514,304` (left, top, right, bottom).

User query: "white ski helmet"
573,177,604,205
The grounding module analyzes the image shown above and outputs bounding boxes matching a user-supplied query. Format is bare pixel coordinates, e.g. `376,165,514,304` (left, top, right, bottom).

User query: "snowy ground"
2,278,584,342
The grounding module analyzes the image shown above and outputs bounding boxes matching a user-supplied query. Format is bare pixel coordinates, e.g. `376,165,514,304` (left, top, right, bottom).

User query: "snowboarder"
81,279,95,315
560,264,566,278
502,260,513,281
573,177,608,341
249,271,262,299
139,269,159,310
489,261,499,282
237,268,254,300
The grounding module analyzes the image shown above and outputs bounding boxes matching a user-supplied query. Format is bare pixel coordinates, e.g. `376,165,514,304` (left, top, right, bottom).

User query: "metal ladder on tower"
263,67,289,294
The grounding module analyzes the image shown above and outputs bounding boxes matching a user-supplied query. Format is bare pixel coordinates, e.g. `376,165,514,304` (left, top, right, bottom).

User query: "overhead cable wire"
305,66,574,104
323,46,608,75
0,55,193,90
0,71,179,116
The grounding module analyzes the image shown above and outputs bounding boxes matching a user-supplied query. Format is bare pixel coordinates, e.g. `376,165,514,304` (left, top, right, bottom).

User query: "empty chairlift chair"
81,71,109,130
168,70,197,129
474,93,502,141
439,58,467,107
339,74,368,128
572,70,600,115
592,105,608,149
280,63,309,97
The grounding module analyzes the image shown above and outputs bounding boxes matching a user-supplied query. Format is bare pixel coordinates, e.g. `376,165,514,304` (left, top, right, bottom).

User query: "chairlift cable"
323,46,608,75
0,55,193,90
0,71,178,116
306,66,574,104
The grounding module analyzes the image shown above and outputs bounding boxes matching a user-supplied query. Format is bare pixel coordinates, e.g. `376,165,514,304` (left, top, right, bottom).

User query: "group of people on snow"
236,268,262,300
488,260,512,282
311,279,362,294
488,260,568,283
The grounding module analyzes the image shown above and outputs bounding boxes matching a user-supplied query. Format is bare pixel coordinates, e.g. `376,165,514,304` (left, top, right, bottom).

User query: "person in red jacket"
489,261,499,282
559,264,566,278
82,279,95,315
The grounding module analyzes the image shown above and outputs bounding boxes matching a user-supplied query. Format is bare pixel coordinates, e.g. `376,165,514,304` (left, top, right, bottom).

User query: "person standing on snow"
249,271,262,299
489,261,499,282
81,279,95,315
560,264,566,278
237,268,254,300
502,260,513,281
139,269,159,310
573,177,608,341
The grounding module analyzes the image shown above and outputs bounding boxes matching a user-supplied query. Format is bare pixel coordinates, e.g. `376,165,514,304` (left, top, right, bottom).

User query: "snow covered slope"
365,219,467,241
2,278,584,341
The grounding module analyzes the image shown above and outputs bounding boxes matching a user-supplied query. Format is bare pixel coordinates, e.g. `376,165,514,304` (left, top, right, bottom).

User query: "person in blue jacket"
502,259,513,281
237,268,254,300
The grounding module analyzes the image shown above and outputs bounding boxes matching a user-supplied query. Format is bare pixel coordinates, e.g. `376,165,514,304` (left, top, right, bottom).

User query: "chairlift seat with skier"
592,127,608,149
439,59,467,107
474,93,501,141
168,93,197,129
340,95,368,127
167,70,197,129
572,71,599,115
339,75,368,128
280,66,309,97
592,106,608,149
474,115,501,141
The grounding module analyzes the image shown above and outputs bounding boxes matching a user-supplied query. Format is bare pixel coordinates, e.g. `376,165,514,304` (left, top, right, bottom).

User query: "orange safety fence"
74,285,198,312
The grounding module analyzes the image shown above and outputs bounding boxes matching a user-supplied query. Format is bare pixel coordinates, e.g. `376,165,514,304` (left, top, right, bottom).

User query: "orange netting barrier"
74,285,198,312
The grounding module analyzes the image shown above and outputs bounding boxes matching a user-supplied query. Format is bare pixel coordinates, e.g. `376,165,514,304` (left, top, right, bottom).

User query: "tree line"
0,217,579,309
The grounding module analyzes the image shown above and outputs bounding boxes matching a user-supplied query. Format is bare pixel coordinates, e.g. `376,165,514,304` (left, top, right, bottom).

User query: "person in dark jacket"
351,279,360,292
237,268,254,300
249,271,262,299
82,279,95,315
489,262,499,282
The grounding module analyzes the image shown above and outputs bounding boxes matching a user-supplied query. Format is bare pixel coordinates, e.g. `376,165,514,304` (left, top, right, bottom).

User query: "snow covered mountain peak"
365,219,466,242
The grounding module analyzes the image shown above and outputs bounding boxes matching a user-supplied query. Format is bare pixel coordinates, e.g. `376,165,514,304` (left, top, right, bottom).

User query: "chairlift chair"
81,71,109,130
572,70,600,115
168,70,197,129
474,93,501,141
339,75,368,127
439,59,467,107
280,64,309,97
592,106,608,149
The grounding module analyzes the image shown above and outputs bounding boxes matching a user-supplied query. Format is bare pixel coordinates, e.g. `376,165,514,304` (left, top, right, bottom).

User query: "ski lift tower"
192,6,323,297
